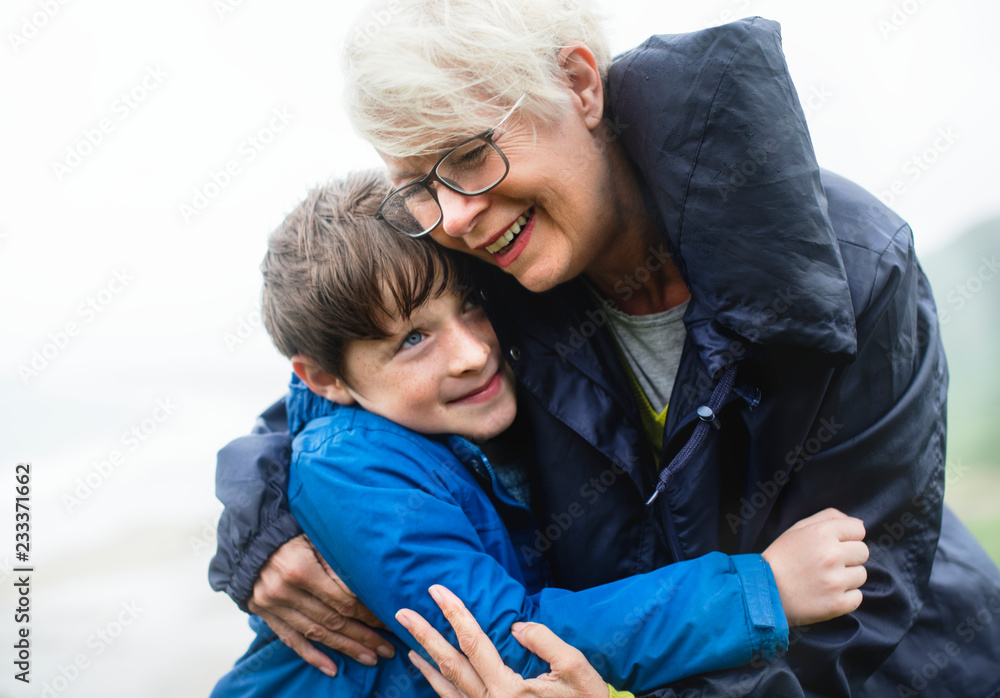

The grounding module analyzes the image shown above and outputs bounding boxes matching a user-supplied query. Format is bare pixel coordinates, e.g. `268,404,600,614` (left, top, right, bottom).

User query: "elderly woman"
211,1,1000,695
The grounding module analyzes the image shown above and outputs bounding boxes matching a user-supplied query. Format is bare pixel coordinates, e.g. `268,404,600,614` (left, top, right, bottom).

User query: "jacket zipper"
655,375,745,563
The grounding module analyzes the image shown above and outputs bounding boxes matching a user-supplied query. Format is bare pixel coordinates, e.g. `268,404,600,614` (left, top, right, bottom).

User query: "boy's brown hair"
261,169,470,379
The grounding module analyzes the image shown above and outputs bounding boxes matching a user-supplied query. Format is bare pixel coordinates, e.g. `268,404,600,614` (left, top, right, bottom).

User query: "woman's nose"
437,187,489,239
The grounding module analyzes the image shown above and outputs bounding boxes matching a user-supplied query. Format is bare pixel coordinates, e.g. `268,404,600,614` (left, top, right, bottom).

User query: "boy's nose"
447,323,491,374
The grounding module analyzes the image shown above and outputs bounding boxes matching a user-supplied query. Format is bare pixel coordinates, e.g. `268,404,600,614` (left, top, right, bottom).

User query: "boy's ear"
558,43,604,132
291,354,356,406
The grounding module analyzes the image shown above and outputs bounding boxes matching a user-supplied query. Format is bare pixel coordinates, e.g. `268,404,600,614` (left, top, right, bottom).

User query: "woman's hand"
248,534,395,677
396,584,609,698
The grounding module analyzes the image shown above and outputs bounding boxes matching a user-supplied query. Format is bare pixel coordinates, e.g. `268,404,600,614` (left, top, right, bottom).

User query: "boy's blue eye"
400,331,426,350
462,293,482,312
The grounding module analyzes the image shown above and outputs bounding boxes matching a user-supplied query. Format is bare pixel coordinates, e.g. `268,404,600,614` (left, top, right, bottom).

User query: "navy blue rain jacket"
211,17,1000,697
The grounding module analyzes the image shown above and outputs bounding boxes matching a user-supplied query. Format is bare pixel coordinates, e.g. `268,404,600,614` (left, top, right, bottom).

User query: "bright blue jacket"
210,376,788,697
212,17,1000,697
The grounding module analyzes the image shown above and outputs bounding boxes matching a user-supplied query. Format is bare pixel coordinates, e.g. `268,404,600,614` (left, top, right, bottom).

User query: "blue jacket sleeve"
534,553,786,688
209,398,301,611
289,425,788,693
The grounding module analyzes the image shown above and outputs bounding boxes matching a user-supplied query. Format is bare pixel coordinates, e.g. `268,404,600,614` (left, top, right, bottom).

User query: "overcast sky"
1,1,998,695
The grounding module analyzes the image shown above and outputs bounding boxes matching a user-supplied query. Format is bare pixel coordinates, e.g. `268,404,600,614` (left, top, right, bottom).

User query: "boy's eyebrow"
376,317,413,356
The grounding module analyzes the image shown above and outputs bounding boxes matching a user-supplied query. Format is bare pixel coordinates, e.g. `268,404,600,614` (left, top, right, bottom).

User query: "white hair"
344,0,611,158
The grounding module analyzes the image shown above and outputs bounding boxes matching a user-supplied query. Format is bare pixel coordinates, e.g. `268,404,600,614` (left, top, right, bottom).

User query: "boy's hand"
397,584,609,698
248,534,395,677
762,508,869,626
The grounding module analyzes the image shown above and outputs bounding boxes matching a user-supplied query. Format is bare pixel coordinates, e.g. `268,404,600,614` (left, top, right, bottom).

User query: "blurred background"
1,0,997,695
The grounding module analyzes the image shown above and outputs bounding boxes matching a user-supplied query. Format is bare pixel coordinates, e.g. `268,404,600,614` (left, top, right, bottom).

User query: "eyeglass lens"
380,136,508,236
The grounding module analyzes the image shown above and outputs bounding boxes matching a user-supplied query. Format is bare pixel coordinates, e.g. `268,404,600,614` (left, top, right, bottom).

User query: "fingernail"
377,644,396,659
359,652,378,667
428,585,443,603
511,622,527,635
320,665,338,678
395,610,412,630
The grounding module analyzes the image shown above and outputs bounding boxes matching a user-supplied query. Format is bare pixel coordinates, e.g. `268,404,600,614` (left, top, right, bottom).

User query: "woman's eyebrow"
387,155,434,182
391,169,424,183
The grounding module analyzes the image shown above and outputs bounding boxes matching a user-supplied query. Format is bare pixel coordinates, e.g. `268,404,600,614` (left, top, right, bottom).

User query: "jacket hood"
607,17,857,373
286,373,340,436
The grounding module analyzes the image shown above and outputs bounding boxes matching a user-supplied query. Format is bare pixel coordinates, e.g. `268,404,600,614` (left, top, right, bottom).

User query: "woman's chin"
507,260,571,294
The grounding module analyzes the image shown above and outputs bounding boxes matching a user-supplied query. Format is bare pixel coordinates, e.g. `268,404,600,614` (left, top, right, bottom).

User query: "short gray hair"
344,0,611,158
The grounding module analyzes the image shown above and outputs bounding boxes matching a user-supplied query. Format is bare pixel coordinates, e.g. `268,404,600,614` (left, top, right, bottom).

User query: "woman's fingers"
396,605,489,697
408,650,468,698
252,607,340,678
250,534,393,662
512,622,606,696
403,586,608,698
511,622,588,674
429,585,512,680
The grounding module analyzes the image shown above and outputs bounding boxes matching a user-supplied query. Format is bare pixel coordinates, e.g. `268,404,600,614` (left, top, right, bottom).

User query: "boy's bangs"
260,170,479,379
373,241,470,337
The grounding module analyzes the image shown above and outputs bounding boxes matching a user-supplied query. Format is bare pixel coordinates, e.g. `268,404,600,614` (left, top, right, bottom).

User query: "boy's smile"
301,288,517,443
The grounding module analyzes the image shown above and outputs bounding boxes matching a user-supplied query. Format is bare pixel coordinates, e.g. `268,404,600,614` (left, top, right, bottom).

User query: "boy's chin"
462,407,517,443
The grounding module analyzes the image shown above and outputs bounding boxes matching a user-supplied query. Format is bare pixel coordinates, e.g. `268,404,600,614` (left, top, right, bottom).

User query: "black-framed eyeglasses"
376,94,528,238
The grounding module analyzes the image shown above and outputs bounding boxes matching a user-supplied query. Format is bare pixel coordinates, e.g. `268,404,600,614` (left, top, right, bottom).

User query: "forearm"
209,398,299,610
295,459,785,692
531,552,786,690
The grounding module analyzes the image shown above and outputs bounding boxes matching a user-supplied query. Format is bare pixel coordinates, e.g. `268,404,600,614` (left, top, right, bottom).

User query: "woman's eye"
400,331,426,350
442,143,490,175
456,144,489,167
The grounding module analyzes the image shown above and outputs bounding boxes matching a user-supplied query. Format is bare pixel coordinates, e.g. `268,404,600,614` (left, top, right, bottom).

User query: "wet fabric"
211,17,1000,697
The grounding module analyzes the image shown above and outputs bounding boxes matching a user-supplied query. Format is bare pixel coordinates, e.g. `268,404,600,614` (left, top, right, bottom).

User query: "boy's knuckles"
859,544,871,563
847,590,864,613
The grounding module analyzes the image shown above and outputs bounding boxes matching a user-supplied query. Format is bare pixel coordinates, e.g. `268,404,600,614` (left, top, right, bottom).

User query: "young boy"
211,170,868,697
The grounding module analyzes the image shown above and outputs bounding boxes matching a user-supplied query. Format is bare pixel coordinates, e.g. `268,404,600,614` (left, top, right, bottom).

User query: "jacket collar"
607,18,858,373
286,373,339,436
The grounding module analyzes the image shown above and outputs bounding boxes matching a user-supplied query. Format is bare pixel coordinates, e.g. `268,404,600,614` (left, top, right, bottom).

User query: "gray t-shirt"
588,284,689,413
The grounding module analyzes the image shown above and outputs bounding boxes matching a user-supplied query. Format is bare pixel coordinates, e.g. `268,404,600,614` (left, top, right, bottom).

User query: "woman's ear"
558,43,604,131
291,354,356,405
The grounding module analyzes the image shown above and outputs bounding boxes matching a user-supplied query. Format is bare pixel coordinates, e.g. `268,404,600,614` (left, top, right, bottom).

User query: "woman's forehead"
381,153,425,181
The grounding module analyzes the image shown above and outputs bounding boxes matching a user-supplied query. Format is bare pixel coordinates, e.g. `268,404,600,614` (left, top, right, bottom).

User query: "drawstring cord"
646,364,738,506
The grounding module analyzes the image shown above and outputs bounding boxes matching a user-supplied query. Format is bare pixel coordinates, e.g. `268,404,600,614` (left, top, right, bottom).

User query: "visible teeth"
485,210,532,254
